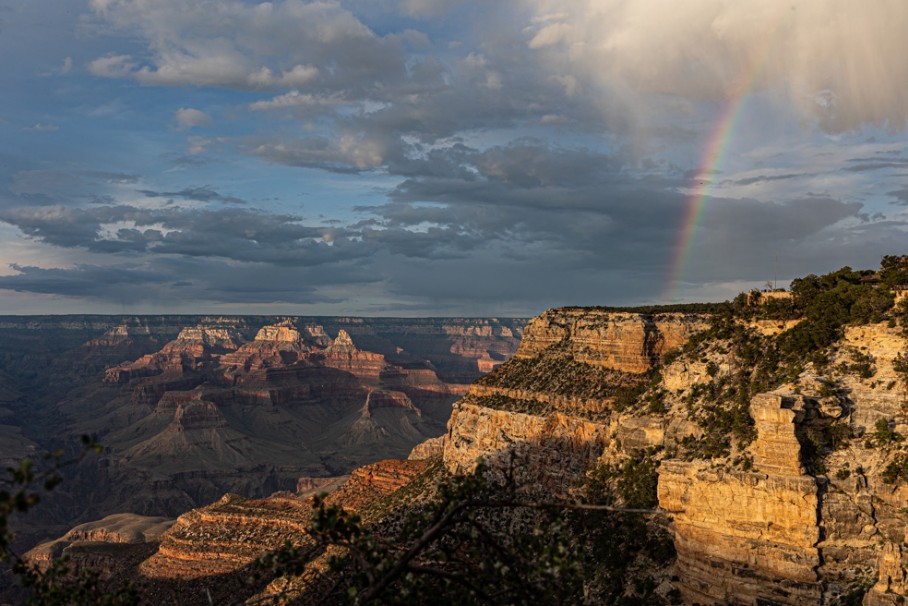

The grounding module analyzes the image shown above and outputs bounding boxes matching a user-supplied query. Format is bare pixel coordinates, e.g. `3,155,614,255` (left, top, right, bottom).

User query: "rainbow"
663,53,776,301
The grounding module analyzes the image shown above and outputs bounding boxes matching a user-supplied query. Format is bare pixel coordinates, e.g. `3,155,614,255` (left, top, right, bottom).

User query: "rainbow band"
663,29,783,301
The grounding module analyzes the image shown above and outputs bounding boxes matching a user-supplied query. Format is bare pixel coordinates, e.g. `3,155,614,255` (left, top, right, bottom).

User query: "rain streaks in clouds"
0,0,907,314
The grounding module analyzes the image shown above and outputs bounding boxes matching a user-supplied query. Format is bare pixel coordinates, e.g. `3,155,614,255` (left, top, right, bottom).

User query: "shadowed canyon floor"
0,316,524,552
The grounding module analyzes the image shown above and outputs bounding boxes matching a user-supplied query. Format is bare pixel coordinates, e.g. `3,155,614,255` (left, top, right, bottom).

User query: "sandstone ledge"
658,460,821,605
442,401,609,495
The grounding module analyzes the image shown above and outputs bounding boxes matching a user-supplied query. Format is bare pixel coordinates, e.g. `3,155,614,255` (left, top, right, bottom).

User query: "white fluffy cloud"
174,107,213,130
523,0,908,132
87,0,908,138
88,53,137,78
87,0,403,91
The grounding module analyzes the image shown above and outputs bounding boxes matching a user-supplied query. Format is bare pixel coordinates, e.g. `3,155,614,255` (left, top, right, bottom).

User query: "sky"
1,0,907,316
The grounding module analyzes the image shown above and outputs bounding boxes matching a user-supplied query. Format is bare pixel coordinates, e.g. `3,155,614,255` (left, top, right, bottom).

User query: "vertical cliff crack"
815,476,828,601
641,315,664,369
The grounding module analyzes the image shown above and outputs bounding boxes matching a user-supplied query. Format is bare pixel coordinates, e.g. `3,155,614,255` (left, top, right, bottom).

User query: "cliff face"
654,320,908,605
27,514,175,569
516,309,707,373
440,306,908,604
443,401,611,494
658,394,823,605
443,310,709,493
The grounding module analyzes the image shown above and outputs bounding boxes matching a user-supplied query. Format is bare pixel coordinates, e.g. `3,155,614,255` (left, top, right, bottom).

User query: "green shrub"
616,453,660,509
873,418,903,445
894,353,908,388
584,451,660,509
882,453,908,484
880,255,908,288
828,423,854,450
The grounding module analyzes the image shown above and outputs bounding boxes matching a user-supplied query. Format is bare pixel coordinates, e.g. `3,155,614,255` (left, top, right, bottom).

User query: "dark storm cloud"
138,186,247,205
0,131,881,311
728,173,803,187
887,188,908,205
355,141,868,296
370,212,908,313
845,158,908,172
376,253,662,313
147,255,375,303
0,256,375,306
361,226,484,260
682,196,866,282
0,263,170,300
0,204,372,266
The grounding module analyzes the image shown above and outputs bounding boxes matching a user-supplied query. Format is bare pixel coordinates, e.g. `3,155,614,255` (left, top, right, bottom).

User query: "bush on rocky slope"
1,437,142,606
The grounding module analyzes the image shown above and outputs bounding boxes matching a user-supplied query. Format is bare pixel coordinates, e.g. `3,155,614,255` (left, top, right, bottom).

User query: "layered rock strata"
26,514,175,582
444,311,709,494
516,309,708,373
21,305,908,604
444,402,610,495
442,308,908,604
0,315,524,553
659,394,822,605
140,459,427,582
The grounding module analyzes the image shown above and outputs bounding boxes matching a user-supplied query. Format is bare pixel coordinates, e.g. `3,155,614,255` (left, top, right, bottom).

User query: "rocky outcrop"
408,435,445,460
25,514,175,581
654,385,908,605
336,459,429,510
437,307,908,604
171,326,239,350
320,330,386,381
104,324,241,383
656,319,908,605
659,468,821,604
658,393,824,605
139,459,427,582
659,462,821,605
0,314,524,554
749,393,809,475
219,320,314,371
443,401,610,495
334,317,525,384
517,309,708,374
837,324,907,432
253,321,302,343
442,310,708,494
867,543,908,605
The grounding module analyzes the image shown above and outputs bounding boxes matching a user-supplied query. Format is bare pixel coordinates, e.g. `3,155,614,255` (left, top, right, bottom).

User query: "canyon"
11,268,908,605
0,316,524,551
